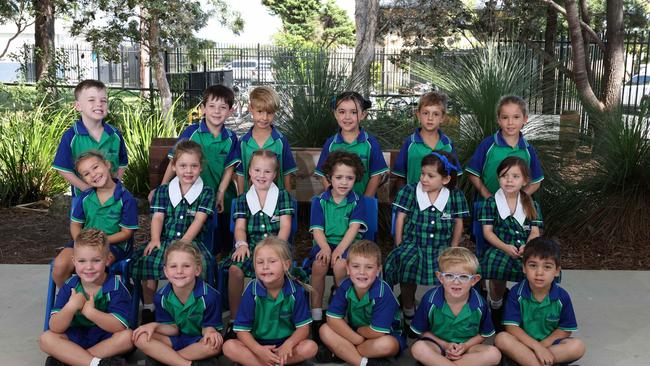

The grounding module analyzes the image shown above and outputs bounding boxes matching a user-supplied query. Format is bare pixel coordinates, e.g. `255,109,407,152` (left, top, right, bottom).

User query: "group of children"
39,78,585,366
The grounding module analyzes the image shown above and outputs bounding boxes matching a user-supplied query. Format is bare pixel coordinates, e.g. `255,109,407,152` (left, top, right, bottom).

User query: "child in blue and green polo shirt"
410,247,501,366
319,240,405,366
52,151,138,288
39,229,133,366
133,240,223,366
308,151,368,332
152,84,240,257
392,91,462,187
496,238,585,366
315,91,388,197
53,79,128,199
234,86,297,194
223,237,318,366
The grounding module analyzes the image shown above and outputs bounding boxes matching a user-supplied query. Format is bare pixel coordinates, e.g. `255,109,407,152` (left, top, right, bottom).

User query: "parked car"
621,73,650,108
225,59,274,83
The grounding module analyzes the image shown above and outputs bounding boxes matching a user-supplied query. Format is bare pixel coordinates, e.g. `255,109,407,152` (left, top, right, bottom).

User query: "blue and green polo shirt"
410,286,495,343
233,277,312,343
234,126,297,191
52,274,131,329
392,128,462,184
315,128,388,195
326,277,403,337
52,120,128,196
71,179,139,253
503,279,578,341
465,131,543,194
309,188,368,246
155,278,223,335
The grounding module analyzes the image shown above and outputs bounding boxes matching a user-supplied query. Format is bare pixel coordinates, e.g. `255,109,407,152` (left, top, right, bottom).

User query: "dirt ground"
1,205,648,270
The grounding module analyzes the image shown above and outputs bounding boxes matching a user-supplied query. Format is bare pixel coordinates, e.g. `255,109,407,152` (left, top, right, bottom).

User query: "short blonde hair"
438,247,479,274
74,228,109,255
164,240,203,269
249,86,280,113
347,240,382,266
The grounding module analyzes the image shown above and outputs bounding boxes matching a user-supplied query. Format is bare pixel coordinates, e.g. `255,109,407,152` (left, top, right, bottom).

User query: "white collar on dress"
416,182,449,212
494,188,526,226
169,176,204,207
246,182,279,217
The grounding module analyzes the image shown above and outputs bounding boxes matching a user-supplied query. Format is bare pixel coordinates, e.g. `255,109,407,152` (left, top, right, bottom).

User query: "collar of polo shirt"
416,183,449,212
169,176,204,207
494,188,526,226
246,182,279,217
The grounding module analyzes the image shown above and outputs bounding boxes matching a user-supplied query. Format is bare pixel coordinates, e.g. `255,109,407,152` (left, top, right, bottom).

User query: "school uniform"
130,177,214,280
234,277,312,346
222,183,294,277
326,278,407,352
69,180,139,261
503,279,577,341
52,120,128,196
478,189,543,282
305,188,368,268
234,126,297,191
410,286,495,345
155,278,223,350
392,128,461,185
315,128,388,195
384,184,469,286
51,274,131,348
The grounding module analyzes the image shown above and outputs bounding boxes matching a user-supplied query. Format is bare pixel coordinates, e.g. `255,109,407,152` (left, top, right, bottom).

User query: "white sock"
490,298,503,309
360,357,368,366
89,357,101,366
403,307,415,318
143,303,155,311
312,308,323,321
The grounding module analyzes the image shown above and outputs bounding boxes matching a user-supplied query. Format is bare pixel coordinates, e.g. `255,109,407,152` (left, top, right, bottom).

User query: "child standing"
410,247,501,366
308,151,368,332
479,157,543,326
153,85,239,256
495,238,585,366
222,150,295,335
39,229,133,366
130,140,215,323
234,86,297,193
315,91,388,196
133,240,223,366
52,151,139,288
319,240,406,366
223,237,318,366
53,79,128,199
392,91,461,186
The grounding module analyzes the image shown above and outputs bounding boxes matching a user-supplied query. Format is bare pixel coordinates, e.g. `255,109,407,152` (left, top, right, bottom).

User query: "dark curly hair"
420,150,459,188
321,150,365,183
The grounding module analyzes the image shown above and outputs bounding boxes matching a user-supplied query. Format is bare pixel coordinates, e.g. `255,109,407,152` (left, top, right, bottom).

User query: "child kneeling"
319,240,406,366
410,247,501,366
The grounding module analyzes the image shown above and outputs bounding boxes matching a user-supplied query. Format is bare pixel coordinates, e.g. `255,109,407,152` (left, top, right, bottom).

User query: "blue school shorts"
66,326,112,349
170,334,203,351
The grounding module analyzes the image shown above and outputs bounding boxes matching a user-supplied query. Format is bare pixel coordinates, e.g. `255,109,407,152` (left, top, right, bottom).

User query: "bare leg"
453,344,501,366
52,248,74,288
319,323,363,366
400,283,417,310
228,265,245,319
222,339,266,366
357,335,399,358
178,340,222,361
332,258,348,287
142,280,158,305
134,331,191,366
411,339,454,366
86,329,133,358
285,339,318,364
311,259,329,309
489,280,507,303
495,331,541,366
549,338,585,364
39,331,94,366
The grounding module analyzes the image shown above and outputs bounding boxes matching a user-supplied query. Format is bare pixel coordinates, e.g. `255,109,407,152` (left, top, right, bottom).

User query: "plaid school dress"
384,184,469,286
478,191,543,282
130,178,214,280
221,184,294,278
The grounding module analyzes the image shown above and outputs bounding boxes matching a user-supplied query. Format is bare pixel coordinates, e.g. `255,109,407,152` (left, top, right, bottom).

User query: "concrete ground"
1,265,649,366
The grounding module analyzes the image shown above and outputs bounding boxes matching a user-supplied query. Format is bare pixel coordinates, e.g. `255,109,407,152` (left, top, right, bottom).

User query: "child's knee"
298,339,318,358
410,340,438,361
112,329,134,348
228,265,244,280
481,345,502,365
318,323,335,343
222,339,241,357
494,331,516,350
38,331,57,351
312,261,328,276
564,338,586,358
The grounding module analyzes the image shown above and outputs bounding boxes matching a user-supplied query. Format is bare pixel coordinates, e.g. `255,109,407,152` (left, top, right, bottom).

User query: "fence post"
76,44,81,81
121,45,125,89
96,52,101,81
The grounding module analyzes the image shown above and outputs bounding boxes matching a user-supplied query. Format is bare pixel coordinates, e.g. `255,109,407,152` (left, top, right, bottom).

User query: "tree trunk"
148,14,173,123
139,6,151,99
34,0,55,81
578,0,593,87
542,5,558,114
601,0,624,110
349,0,378,96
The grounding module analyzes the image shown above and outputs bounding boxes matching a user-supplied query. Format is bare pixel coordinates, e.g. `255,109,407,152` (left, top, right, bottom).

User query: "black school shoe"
141,309,155,325
144,356,164,366
311,319,325,344
45,356,66,366
367,357,398,366
98,356,127,366
315,344,343,363
224,321,237,340
191,357,218,366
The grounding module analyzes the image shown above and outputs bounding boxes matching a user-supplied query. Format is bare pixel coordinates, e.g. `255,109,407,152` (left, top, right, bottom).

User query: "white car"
621,73,650,108
225,59,274,83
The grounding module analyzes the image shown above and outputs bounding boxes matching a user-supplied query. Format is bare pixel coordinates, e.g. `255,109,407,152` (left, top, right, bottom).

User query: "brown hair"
497,156,537,220
171,139,204,166
523,237,561,267
418,91,448,113
74,79,107,100
254,236,312,291
347,239,382,266
321,150,365,183
74,228,109,255
333,91,372,111
248,149,280,185
74,150,111,173
438,246,479,274
497,95,528,117
164,240,203,269
249,86,280,113
203,84,235,108
420,150,459,188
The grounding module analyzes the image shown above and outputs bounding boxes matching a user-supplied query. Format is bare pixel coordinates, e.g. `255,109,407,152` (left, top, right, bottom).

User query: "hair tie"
431,152,459,175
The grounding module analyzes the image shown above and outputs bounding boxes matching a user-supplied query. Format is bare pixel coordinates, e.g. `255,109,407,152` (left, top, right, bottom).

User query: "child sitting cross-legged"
410,247,501,366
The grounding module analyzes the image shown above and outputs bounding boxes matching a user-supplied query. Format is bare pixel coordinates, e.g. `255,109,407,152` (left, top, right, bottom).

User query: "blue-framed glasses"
440,272,476,283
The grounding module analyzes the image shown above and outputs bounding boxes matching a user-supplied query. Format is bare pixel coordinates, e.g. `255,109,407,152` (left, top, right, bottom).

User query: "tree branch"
540,0,606,51
0,20,35,59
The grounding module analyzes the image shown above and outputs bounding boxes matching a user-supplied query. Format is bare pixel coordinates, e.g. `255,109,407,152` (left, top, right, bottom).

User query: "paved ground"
1,265,649,365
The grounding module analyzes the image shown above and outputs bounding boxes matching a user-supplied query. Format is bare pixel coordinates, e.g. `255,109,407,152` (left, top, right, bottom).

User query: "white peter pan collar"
169,176,204,207
416,183,450,212
246,182,279,217
494,188,526,226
